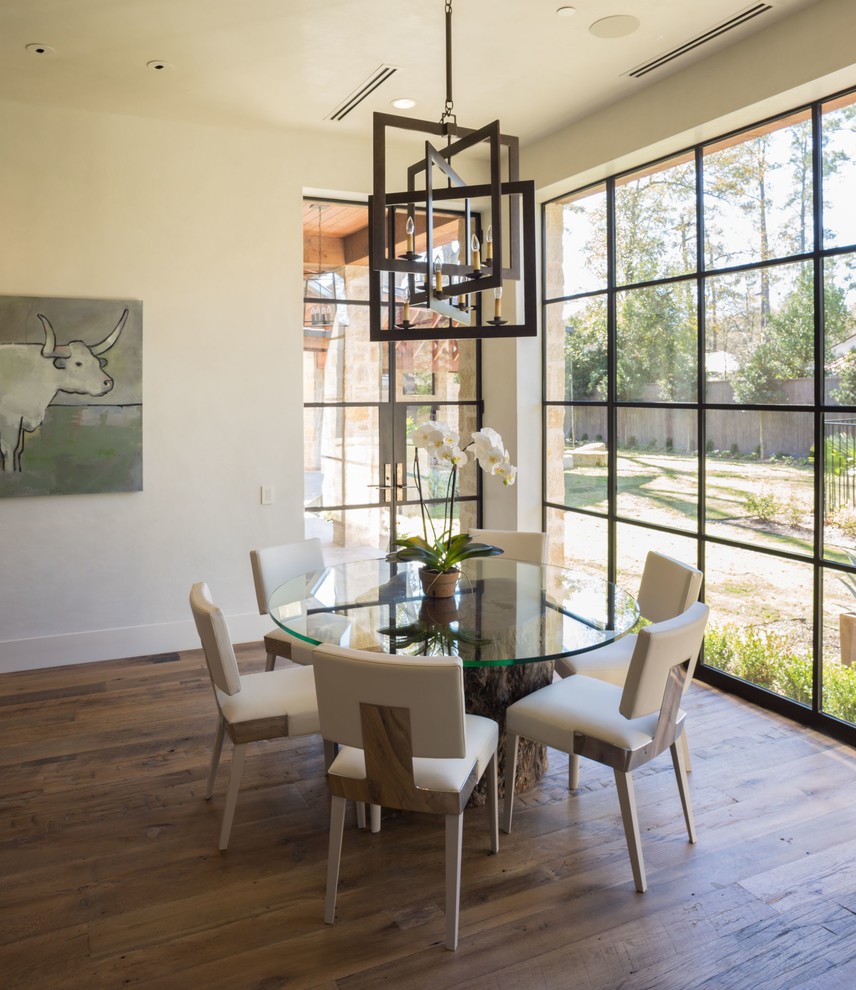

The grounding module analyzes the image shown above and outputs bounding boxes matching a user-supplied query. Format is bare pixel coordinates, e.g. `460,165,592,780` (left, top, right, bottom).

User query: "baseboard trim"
0,612,271,674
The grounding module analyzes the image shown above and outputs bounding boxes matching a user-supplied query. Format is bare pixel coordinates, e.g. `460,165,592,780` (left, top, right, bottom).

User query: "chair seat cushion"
216,665,320,736
328,713,498,794
264,626,316,665
554,634,636,685
506,674,660,753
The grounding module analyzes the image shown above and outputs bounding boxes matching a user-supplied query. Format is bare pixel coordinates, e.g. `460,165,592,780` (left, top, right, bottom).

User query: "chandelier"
368,0,536,341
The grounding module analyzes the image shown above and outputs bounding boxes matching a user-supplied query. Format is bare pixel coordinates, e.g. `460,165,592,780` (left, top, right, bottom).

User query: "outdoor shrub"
822,665,856,723
783,499,804,528
580,433,589,443
704,623,856,723
730,443,739,456
704,624,812,706
627,435,637,449
665,437,674,452
706,439,715,454
830,506,856,539
745,490,780,521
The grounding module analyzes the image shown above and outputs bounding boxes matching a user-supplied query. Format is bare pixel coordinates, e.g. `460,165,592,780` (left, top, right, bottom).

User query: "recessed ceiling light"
146,60,173,71
25,43,54,55
391,98,416,110
556,6,576,16
589,15,640,39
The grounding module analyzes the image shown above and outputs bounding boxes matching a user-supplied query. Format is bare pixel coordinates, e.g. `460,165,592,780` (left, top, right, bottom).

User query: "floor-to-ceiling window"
303,198,483,556
543,87,856,742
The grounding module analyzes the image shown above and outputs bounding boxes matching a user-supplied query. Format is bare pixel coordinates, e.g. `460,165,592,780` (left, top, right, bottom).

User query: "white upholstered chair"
555,550,703,786
250,538,324,670
503,601,710,893
190,581,329,850
469,528,549,565
312,644,499,951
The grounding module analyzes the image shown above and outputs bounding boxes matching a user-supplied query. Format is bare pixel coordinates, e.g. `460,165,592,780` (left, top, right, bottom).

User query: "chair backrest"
189,582,242,697
311,645,467,759
250,538,324,615
469,528,549,565
635,550,703,624
620,601,710,720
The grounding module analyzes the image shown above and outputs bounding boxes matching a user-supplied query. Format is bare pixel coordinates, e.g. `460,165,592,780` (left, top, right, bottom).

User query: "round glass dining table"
269,555,638,798
268,556,638,667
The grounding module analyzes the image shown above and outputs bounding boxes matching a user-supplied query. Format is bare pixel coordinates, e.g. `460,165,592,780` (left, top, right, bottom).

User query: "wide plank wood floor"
2,643,856,989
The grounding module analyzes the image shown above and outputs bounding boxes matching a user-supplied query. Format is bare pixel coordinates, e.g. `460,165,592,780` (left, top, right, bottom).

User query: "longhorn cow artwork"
0,296,142,497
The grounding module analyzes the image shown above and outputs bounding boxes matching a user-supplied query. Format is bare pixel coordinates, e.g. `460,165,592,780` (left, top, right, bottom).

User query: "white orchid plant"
389,422,518,574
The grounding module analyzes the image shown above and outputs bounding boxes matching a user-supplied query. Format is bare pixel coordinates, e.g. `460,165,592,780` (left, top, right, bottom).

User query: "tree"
731,343,786,460
832,350,856,406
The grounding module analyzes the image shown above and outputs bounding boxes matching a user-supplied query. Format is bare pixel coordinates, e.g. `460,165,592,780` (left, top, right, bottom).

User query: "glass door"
303,198,481,557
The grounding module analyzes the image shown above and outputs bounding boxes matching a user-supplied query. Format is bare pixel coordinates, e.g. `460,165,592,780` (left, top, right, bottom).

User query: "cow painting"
0,308,128,473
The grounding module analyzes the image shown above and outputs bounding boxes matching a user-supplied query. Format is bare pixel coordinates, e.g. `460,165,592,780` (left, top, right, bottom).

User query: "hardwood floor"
3,644,856,989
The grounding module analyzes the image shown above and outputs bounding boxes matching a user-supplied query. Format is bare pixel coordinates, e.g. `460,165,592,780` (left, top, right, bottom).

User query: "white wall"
0,101,376,671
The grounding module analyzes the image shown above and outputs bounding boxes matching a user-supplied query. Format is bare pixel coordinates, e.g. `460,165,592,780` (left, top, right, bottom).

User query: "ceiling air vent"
326,64,398,122
626,3,773,79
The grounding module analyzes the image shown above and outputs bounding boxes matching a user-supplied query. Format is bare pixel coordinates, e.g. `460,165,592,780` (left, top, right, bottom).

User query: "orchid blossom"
389,421,517,573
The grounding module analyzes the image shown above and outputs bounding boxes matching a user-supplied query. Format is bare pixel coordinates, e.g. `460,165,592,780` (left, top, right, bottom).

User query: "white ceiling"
0,0,824,144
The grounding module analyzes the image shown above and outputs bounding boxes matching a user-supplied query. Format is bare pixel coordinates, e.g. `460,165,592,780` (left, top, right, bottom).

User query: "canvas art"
0,295,142,497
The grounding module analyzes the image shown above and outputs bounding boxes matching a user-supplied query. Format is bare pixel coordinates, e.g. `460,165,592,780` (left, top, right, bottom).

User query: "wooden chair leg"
613,769,647,893
219,742,247,851
325,795,347,924
323,738,336,769
444,812,464,951
680,728,692,773
569,753,580,791
206,717,226,799
265,652,277,672
670,740,697,844
354,803,381,831
486,752,499,853
501,731,520,834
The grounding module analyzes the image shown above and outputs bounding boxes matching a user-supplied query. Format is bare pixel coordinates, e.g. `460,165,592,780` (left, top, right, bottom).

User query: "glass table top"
269,556,638,668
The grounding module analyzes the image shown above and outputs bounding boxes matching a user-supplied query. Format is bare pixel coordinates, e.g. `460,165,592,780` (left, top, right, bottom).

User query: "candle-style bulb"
470,232,481,272
494,286,503,320
485,225,493,263
402,282,411,323
433,260,443,294
405,215,415,253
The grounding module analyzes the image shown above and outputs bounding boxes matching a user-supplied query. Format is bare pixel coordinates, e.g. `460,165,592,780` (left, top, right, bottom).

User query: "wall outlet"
261,485,275,505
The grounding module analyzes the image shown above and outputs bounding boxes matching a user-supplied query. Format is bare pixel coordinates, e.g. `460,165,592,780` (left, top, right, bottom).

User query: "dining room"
3,0,856,987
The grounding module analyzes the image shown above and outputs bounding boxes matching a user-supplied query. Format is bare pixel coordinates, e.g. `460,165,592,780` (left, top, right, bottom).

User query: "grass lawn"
561,450,856,720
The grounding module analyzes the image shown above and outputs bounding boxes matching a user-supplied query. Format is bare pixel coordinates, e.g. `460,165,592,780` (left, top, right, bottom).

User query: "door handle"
383,462,393,503
395,462,408,498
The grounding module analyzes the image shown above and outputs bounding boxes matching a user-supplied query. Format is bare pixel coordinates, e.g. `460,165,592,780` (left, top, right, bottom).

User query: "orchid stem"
447,464,456,550
415,453,438,548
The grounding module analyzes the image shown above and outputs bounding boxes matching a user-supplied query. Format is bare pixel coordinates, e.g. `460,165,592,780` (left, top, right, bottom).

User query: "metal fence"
825,418,856,512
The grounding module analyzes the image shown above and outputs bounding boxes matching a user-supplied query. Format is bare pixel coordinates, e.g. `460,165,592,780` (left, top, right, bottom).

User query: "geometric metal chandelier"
368,0,536,341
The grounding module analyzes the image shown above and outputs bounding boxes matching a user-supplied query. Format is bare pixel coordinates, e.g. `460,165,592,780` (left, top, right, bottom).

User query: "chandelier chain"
440,0,455,128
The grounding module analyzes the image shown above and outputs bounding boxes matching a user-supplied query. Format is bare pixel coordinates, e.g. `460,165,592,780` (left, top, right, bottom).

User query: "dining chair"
555,550,703,786
312,643,499,951
250,538,324,670
190,581,330,850
469,528,549,565
503,601,710,893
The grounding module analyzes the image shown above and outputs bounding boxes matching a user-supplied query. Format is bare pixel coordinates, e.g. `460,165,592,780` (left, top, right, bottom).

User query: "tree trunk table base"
464,660,553,807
